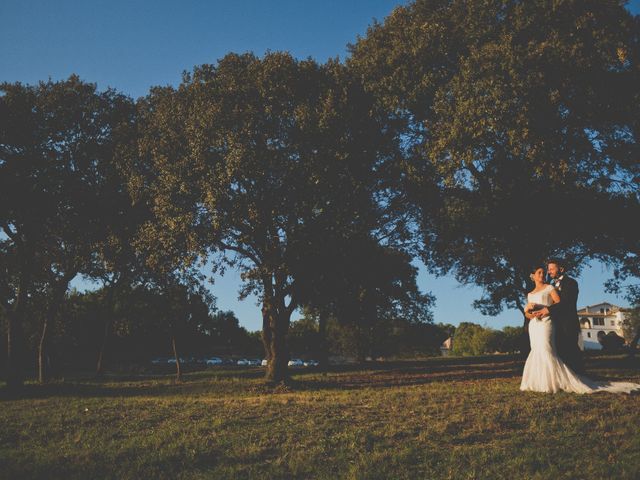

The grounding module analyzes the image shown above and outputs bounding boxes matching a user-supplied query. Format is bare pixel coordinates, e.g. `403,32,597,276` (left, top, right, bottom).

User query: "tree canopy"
136,52,410,382
350,0,640,317
0,76,136,387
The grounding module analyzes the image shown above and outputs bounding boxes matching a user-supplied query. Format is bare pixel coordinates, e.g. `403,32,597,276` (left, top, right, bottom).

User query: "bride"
520,265,640,394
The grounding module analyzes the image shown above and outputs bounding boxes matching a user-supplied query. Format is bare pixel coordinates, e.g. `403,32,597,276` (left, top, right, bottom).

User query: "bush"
599,331,626,351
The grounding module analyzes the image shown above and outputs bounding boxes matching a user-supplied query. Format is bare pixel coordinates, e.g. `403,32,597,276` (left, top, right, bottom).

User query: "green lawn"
1,354,639,479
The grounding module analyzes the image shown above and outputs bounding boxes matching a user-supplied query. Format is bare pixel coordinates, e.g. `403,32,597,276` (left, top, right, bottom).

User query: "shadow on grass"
0,355,522,400
289,355,525,392
0,367,270,401
2,353,637,400
582,352,640,380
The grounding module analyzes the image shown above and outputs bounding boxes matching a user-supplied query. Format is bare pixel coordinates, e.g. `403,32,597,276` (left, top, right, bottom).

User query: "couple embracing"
520,259,639,395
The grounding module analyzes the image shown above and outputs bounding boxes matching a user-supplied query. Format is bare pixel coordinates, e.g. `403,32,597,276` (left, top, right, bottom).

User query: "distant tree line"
450,323,525,356
2,0,639,390
288,312,456,361
0,283,264,380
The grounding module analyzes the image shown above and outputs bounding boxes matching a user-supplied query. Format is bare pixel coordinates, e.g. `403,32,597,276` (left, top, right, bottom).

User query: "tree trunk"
6,259,31,392
261,303,273,362
514,296,530,360
265,308,291,384
356,331,366,363
96,281,119,377
38,275,73,383
627,331,640,358
95,318,111,377
318,313,329,373
6,309,26,391
356,292,375,363
172,334,182,382
37,318,49,384
520,312,531,359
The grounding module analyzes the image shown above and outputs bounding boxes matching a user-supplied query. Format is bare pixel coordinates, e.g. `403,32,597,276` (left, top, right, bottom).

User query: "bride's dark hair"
528,264,545,283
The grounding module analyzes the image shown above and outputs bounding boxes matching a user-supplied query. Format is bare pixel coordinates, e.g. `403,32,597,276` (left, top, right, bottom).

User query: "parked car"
205,357,223,366
222,358,235,365
261,359,269,367
237,359,251,366
303,360,319,367
248,359,261,366
288,359,304,367
151,357,169,365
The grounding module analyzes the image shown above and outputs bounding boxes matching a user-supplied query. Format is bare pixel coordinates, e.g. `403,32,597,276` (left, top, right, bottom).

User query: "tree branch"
218,241,262,267
0,274,11,312
464,160,491,192
1,222,18,243
284,293,297,317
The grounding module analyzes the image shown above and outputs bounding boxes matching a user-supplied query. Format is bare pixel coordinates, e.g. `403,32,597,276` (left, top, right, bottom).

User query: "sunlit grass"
1,354,639,479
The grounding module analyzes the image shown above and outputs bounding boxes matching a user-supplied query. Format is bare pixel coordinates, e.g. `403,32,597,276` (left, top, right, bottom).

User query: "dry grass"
1,353,639,479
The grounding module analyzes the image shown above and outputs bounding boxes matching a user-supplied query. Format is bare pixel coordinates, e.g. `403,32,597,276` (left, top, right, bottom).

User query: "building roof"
577,302,622,315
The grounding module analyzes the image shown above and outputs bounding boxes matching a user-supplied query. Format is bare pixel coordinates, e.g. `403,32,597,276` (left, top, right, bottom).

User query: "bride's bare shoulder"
529,284,552,295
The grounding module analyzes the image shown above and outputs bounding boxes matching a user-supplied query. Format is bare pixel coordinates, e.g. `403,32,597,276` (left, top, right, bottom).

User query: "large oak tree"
138,52,400,383
350,0,640,327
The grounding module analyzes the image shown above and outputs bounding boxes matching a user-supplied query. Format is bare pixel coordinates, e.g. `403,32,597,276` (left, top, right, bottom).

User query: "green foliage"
621,307,640,343
288,317,321,358
499,325,527,354
599,330,626,351
371,318,450,357
452,323,486,356
33,285,259,369
200,310,261,355
292,313,452,359
138,52,395,294
0,76,136,282
325,316,361,359
452,322,524,356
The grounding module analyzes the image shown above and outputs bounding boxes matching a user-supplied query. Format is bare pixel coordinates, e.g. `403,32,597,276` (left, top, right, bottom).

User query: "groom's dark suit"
547,275,584,374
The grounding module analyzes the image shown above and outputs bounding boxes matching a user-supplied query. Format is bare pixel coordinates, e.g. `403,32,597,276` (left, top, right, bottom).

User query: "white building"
440,337,453,356
578,302,627,350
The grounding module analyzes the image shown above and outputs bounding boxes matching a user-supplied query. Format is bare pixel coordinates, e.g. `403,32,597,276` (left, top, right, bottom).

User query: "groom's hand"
535,307,550,318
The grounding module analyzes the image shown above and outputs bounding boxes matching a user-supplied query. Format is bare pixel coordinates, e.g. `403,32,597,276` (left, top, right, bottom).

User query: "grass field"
1,353,639,479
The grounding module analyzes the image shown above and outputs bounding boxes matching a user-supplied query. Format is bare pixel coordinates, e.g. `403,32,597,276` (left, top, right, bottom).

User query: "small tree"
452,323,483,356
606,262,640,356
620,307,640,355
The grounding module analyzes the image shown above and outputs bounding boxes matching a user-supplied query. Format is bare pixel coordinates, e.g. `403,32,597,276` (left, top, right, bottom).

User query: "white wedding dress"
520,284,640,394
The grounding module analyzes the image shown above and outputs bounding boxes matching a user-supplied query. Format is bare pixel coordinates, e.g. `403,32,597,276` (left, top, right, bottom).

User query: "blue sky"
2,0,638,331
1,0,406,99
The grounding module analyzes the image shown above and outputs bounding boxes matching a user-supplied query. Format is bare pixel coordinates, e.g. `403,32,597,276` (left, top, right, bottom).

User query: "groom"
535,259,584,374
